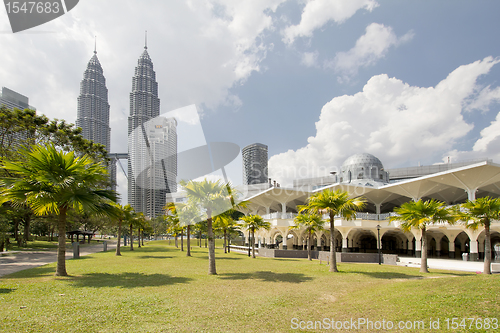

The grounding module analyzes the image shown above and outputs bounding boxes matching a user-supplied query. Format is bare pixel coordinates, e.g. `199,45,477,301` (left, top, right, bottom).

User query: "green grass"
0,241,499,332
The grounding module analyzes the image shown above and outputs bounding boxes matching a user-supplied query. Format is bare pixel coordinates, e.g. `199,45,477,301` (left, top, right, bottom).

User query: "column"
470,239,479,261
342,237,348,253
448,237,456,259
407,240,413,257
282,232,287,250
317,236,322,252
415,237,422,258
281,202,287,219
479,238,484,260
435,236,443,258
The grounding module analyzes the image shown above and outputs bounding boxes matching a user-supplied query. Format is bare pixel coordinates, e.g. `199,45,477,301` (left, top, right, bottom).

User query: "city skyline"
2,1,500,202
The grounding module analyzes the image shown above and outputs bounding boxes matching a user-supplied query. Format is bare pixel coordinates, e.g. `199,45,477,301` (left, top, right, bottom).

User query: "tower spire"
144,30,147,50
94,36,97,54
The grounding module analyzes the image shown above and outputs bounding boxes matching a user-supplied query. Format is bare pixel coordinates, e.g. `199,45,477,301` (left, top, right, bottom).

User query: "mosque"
241,153,500,262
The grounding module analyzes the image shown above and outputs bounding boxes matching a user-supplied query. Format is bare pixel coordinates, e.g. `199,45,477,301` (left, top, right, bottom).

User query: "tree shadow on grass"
69,272,192,289
0,288,15,293
137,256,172,259
219,271,313,283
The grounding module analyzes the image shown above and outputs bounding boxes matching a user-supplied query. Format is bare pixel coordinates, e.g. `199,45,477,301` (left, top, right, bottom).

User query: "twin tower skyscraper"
76,38,176,218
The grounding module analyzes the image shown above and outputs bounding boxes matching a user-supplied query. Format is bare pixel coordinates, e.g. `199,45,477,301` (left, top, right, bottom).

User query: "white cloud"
269,57,500,186
325,23,414,81
282,0,379,45
301,51,319,67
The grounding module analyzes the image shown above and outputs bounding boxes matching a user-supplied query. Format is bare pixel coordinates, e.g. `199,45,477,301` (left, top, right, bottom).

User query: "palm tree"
304,189,365,272
130,212,145,251
113,204,134,256
240,215,271,258
181,179,235,275
291,212,325,260
455,197,500,275
0,144,116,276
389,199,454,273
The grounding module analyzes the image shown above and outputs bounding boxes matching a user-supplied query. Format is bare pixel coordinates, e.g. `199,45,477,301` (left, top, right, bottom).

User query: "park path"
0,241,117,277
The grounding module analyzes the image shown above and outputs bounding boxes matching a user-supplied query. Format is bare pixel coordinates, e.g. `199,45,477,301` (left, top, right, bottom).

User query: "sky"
1,0,500,202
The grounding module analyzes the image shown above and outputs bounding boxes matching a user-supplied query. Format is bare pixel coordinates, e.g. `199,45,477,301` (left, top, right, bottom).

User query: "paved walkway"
0,241,117,277
397,256,496,273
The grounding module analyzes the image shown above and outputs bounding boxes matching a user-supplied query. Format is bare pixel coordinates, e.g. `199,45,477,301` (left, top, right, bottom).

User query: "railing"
262,212,298,220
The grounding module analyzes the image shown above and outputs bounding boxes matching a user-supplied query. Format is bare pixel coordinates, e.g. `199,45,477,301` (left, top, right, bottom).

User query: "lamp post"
376,225,381,265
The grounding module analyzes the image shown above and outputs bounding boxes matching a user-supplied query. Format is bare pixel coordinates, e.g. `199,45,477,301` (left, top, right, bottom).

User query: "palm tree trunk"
252,230,256,258
228,233,231,253
55,207,68,276
329,213,338,272
199,231,201,247
175,235,178,248
207,210,216,275
187,225,191,257
484,221,492,274
138,228,141,248
23,214,31,243
223,229,227,254
420,227,429,273
181,231,184,251
130,224,134,251
308,231,312,261
115,219,122,256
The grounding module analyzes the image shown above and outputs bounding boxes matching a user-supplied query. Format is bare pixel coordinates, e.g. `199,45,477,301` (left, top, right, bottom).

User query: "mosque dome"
340,153,388,183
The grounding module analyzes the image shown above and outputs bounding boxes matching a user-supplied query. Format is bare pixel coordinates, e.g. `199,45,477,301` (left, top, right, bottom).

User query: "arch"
475,229,500,261
381,229,408,255
453,231,471,259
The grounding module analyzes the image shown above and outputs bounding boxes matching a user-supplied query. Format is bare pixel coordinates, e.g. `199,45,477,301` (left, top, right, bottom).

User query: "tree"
181,179,235,275
0,106,110,244
389,199,454,273
129,212,145,251
291,212,325,260
240,215,271,258
304,189,365,272
113,204,134,256
455,197,500,275
0,144,116,276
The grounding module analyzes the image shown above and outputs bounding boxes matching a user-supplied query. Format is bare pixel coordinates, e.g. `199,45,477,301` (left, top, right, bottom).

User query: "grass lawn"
0,240,499,332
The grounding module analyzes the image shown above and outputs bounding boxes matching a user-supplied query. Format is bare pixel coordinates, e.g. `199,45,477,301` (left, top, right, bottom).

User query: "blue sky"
1,1,500,199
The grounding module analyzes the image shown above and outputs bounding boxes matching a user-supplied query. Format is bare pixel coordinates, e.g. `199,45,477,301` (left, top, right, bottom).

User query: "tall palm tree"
181,179,235,275
304,189,365,272
0,144,116,276
113,203,134,256
291,212,325,260
456,197,500,275
240,215,271,258
130,212,145,251
389,199,454,273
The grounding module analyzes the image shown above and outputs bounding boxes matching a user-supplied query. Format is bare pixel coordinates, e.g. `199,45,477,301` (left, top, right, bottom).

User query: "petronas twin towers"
76,38,176,218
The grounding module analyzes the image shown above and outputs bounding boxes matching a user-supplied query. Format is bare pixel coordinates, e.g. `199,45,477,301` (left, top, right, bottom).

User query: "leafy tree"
0,144,116,276
113,204,134,256
304,189,365,272
181,179,236,275
291,212,325,260
0,106,110,243
240,215,271,258
389,199,454,273
455,197,500,275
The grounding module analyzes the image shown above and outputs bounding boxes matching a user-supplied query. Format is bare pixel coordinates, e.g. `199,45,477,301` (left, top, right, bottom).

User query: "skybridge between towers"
108,153,128,179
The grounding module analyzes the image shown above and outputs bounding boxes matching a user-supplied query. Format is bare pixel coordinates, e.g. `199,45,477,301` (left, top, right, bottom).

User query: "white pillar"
415,238,422,252
281,202,287,219
375,203,381,215
470,240,478,254
467,188,477,201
